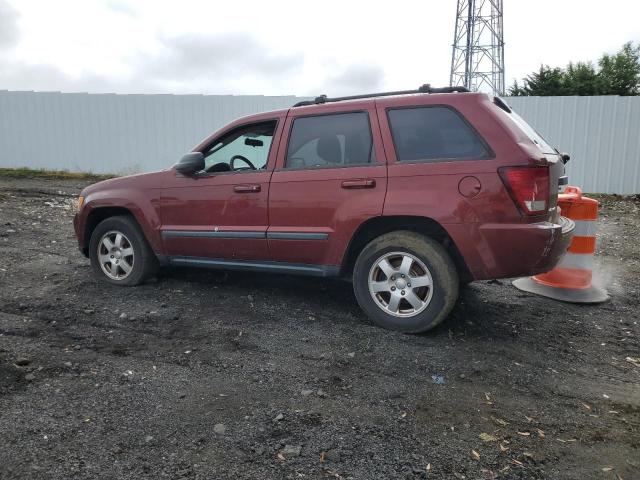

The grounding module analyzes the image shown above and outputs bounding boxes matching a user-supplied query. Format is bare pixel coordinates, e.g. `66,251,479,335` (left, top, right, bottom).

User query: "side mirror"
175,152,205,175
560,152,570,164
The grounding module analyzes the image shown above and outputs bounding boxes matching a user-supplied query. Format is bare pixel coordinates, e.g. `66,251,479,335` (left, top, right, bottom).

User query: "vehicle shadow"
158,267,513,338
159,265,361,310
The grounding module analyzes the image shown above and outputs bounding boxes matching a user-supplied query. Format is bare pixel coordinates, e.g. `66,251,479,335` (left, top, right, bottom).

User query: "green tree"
598,42,640,95
509,42,640,96
564,62,602,95
509,66,566,96
507,80,525,96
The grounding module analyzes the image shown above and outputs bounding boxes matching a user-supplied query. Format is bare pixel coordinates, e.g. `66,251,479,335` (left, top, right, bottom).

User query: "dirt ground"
0,177,638,480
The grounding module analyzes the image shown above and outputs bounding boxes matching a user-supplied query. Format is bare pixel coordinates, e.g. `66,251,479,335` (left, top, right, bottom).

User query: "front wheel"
353,231,459,333
89,215,158,286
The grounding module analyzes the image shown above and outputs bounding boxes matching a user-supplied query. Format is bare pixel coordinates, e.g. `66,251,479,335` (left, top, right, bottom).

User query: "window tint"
204,121,276,173
388,107,489,162
286,112,375,169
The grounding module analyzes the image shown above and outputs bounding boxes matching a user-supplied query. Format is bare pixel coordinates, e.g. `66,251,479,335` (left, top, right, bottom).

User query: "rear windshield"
497,99,556,154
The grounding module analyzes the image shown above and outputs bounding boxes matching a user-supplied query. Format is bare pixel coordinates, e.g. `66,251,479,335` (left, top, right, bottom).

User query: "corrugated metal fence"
0,91,638,193
0,91,305,175
506,96,640,195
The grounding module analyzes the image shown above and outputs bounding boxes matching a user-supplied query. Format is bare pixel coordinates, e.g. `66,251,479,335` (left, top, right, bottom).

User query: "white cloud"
1,0,638,95
0,0,18,48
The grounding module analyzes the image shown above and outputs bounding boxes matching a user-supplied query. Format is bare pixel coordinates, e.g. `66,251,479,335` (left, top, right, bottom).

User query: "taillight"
499,166,550,215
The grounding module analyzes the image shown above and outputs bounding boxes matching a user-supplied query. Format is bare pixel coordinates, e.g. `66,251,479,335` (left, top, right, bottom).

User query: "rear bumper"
535,216,575,273
448,217,575,280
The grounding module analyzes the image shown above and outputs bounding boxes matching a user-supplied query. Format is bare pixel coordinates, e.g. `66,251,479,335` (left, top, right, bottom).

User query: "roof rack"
292,84,470,107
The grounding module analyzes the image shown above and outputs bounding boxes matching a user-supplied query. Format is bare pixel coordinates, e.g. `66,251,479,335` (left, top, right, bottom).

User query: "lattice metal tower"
450,0,505,95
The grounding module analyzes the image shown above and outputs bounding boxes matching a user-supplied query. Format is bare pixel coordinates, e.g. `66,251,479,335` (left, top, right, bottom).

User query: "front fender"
81,187,163,253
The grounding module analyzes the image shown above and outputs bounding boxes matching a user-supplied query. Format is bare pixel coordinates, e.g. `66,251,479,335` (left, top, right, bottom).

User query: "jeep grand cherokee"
74,85,574,333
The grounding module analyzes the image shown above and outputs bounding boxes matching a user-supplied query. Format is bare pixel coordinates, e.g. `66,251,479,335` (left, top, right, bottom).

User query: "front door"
268,105,387,271
160,118,283,263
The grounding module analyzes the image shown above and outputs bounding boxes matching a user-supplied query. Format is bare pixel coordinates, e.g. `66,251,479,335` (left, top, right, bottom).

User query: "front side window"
204,121,276,173
388,107,489,162
285,112,375,169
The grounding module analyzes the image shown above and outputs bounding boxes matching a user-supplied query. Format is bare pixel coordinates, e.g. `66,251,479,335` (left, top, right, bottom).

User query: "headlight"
76,196,85,211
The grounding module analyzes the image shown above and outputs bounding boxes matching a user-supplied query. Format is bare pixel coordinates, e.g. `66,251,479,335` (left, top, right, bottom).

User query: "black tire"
89,215,158,286
353,231,459,333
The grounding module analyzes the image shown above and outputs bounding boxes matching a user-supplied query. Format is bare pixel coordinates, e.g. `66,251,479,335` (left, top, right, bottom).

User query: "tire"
89,215,158,286
353,231,459,333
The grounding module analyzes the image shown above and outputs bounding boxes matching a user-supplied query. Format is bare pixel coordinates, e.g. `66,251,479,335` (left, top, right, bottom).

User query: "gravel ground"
0,177,638,480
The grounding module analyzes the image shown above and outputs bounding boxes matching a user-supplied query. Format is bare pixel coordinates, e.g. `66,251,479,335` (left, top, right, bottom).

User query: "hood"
81,170,170,196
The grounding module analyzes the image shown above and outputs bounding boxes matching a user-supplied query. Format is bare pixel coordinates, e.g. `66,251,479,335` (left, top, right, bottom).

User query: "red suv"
74,85,573,333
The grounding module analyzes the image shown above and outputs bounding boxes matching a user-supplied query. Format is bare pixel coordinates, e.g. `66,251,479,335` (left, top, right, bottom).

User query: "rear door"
268,104,387,270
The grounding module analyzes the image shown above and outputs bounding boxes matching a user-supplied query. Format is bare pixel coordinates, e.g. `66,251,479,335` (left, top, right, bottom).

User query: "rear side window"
285,112,375,169
388,107,490,162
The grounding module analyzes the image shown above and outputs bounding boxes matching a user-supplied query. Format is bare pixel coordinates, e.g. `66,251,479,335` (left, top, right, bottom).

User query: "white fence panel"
506,96,640,194
0,91,306,175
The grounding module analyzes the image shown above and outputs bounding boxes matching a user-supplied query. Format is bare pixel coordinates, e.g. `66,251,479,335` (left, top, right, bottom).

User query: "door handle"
341,179,376,189
233,184,261,193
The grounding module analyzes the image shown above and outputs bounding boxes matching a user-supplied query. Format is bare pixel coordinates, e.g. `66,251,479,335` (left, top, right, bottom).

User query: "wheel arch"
341,216,473,282
83,207,142,256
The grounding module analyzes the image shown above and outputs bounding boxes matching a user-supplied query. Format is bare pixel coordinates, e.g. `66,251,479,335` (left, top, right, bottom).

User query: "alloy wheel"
368,251,434,318
97,230,135,280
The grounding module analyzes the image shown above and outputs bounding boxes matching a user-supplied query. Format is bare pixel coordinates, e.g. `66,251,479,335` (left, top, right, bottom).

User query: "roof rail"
292,84,470,107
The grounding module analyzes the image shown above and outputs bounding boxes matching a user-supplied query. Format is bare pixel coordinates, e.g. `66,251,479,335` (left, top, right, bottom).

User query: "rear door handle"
233,184,261,193
341,179,376,189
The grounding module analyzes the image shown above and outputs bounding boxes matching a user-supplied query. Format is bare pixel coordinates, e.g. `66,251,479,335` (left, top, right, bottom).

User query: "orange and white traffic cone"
513,186,609,303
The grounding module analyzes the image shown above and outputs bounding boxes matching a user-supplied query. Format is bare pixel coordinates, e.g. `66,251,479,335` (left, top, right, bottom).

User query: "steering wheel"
230,155,256,171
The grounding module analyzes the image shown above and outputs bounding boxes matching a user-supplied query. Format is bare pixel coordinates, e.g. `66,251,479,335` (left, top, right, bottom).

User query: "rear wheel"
89,215,158,286
353,231,459,333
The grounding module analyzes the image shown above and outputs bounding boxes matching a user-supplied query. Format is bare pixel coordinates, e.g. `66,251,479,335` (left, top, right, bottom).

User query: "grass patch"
0,167,115,181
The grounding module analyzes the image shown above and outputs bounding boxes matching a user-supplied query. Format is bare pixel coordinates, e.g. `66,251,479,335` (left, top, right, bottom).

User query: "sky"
0,0,638,97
